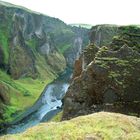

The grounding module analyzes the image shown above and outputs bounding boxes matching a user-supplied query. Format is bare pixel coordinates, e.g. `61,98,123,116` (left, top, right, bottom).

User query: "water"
4,69,71,134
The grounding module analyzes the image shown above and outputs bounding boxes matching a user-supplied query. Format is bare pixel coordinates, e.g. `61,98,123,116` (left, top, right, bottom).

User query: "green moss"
119,25,140,34
58,44,72,54
3,106,17,122
1,112,140,140
96,57,118,61
115,59,131,67
50,111,63,122
133,59,140,63
35,52,58,80
0,30,9,64
26,38,37,49
0,15,12,64
108,71,124,86
46,51,66,73
95,60,109,69
111,25,140,52
109,71,121,79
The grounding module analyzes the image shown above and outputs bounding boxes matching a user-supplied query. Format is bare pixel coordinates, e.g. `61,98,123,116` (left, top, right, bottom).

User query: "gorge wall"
0,1,89,127
62,25,140,120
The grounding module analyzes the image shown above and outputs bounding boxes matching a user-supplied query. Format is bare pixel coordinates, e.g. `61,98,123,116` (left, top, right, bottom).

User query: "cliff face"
64,26,89,67
0,3,63,79
62,25,140,120
0,2,89,79
0,1,89,125
89,24,118,47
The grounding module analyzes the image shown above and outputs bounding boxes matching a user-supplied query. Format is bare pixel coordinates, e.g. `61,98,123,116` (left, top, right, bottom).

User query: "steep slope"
1,112,140,140
0,1,89,126
89,24,118,47
63,25,140,120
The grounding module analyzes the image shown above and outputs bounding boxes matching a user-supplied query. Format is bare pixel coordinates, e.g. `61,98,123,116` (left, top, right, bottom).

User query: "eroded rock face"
64,26,89,68
65,37,83,68
0,1,89,79
63,26,140,120
89,24,118,47
72,56,83,79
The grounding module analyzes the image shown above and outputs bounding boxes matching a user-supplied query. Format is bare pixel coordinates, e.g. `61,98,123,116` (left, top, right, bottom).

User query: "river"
2,68,72,134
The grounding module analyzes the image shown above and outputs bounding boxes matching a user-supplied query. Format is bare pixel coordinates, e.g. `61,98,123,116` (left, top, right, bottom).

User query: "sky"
2,0,140,25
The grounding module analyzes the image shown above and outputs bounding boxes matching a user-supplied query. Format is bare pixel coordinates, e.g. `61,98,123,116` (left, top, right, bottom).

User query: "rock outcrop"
63,25,140,120
89,24,118,47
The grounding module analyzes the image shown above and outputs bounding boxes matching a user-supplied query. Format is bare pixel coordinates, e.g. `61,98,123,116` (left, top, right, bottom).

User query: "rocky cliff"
89,24,118,47
62,25,140,120
0,1,89,126
0,1,89,78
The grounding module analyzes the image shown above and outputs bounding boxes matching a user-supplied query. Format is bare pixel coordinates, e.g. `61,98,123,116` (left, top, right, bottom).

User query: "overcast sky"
2,0,140,25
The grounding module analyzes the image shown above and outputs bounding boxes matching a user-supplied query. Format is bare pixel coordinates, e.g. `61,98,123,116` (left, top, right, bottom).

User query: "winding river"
3,68,72,134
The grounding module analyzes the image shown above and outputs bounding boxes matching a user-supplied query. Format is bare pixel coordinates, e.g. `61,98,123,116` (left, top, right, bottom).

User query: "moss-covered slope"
1,112,140,140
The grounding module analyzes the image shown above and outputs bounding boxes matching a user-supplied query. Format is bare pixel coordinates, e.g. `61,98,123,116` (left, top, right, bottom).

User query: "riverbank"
0,68,72,135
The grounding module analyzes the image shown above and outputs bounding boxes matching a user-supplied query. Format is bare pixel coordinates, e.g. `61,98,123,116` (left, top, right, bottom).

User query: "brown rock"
72,56,83,79
63,26,140,120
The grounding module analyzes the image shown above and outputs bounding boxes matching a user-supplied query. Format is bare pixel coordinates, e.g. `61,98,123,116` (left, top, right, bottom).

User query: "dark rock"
63,25,140,120
72,56,83,79
89,24,118,47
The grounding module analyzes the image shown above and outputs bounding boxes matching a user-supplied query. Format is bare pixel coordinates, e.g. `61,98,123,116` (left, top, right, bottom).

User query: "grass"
58,44,72,54
26,39,38,50
1,112,140,140
0,30,9,64
50,111,63,122
0,68,54,123
0,17,12,64
0,45,65,124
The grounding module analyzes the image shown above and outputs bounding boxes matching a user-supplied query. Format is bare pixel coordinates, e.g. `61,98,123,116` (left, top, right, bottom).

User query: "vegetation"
0,29,9,64
26,39,38,50
0,69,54,124
50,111,63,122
58,44,72,54
1,112,140,140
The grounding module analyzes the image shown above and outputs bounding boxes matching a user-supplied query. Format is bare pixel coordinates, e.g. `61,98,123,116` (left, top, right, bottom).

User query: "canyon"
0,0,89,129
0,1,140,140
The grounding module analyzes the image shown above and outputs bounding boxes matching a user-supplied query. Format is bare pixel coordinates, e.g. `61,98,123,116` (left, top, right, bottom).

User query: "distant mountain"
70,23,93,29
